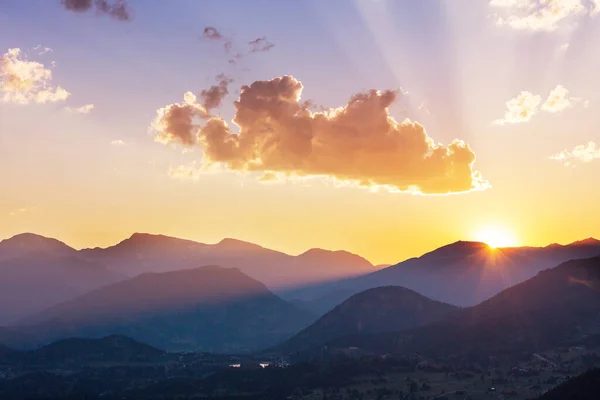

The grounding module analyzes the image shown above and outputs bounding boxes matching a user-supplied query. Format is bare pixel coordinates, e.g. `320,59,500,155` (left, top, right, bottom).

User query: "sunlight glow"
474,226,519,248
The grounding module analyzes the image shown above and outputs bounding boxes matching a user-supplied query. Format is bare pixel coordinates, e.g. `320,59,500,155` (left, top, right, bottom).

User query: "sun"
474,226,519,248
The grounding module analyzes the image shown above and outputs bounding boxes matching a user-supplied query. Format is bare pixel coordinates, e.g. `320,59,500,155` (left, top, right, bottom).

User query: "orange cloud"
151,92,209,145
0,48,70,104
61,0,130,21
152,76,488,195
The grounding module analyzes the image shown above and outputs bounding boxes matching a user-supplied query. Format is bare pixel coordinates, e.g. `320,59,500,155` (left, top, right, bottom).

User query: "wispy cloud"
8,207,36,217
0,48,70,104
494,85,584,125
551,142,600,166
489,0,598,31
110,139,125,146
61,0,131,21
65,103,95,114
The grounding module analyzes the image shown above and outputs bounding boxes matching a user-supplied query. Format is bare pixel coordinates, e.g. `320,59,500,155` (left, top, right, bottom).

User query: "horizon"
2,230,599,267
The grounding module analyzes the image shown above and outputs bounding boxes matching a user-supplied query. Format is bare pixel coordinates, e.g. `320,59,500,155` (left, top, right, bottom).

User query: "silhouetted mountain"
324,257,600,358
278,286,459,353
300,238,600,308
536,367,600,400
16,266,314,352
0,253,125,325
79,232,376,289
0,233,78,261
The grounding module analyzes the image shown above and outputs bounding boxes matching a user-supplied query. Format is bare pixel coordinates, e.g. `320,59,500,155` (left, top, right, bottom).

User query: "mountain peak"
0,233,76,260
570,237,600,246
421,240,489,259
215,238,266,251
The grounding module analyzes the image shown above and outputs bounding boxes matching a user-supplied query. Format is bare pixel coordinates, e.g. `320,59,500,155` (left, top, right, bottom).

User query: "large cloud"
0,48,70,104
61,0,130,21
151,76,488,195
489,0,597,31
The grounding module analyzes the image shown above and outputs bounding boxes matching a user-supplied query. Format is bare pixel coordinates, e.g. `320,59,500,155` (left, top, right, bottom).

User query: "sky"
1,0,599,265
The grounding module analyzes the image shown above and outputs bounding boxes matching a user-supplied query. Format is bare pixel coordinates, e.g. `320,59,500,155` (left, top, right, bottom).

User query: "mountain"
323,256,600,358
79,232,377,289
0,252,125,325
277,286,459,353
15,266,315,352
536,367,600,400
0,233,78,261
298,238,600,309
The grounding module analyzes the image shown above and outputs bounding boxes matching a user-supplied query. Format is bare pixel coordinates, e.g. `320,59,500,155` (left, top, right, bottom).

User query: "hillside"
278,286,459,353
322,256,600,358
16,266,315,352
535,367,600,400
0,252,125,325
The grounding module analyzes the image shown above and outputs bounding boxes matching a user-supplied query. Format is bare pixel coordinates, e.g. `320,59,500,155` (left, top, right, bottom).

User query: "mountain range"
0,232,376,324
287,237,600,312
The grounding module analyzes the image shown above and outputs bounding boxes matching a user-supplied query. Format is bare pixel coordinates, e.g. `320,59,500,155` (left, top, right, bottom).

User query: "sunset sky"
1,0,599,265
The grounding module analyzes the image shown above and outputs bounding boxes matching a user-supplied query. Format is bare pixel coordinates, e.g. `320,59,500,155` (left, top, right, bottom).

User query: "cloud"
168,163,204,181
150,92,209,146
110,139,125,146
8,207,36,217
200,74,233,110
65,103,95,114
494,91,542,125
0,48,70,104
152,76,489,195
248,37,276,53
200,26,276,65
489,0,597,31
551,141,600,166
33,45,53,56
61,0,130,21
495,85,584,125
202,27,224,40
541,85,581,113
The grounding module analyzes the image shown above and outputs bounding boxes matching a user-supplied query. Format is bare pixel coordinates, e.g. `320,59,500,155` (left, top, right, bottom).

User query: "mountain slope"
79,232,377,289
535,367,600,400
309,238,600,308
17,266,315,352
278,286,459,353
0,253,125,325
324,256,600,357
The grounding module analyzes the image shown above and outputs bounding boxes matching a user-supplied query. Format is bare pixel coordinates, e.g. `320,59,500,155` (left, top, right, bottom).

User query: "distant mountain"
299,238,600,308
0,233,78,261
323,256,600,358
535,367,600,400
0,252,125,325
79,232,377,289
16,266,315,352
278,286,459,353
